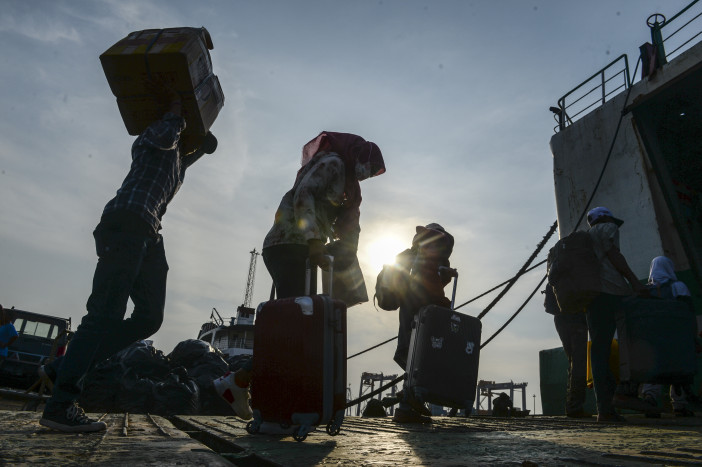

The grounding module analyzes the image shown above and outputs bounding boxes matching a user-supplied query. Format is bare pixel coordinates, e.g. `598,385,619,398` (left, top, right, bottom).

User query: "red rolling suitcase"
405,269,482,412
247,258,347,442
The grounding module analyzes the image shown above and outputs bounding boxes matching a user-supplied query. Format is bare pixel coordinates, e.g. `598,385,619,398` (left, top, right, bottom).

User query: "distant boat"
197,306,255,357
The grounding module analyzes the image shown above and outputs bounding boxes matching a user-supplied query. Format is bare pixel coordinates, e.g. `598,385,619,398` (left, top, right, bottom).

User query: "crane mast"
243,248,259,308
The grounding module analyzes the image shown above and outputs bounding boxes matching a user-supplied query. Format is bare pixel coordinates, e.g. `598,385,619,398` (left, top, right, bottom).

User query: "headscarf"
648,256,691,298
299,131,385,242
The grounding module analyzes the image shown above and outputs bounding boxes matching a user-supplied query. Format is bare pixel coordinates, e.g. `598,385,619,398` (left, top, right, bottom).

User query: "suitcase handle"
305,255,334,298
439,266,459,310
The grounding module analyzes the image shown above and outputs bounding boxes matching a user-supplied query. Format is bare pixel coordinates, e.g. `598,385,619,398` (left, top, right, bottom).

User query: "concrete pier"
2,409,701,465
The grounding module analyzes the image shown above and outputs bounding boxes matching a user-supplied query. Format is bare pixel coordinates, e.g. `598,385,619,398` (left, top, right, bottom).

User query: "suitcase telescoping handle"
305,255,334,298
439,266,459,310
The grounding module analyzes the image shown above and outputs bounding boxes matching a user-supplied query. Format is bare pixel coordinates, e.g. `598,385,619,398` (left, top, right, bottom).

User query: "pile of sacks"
78,339,250,416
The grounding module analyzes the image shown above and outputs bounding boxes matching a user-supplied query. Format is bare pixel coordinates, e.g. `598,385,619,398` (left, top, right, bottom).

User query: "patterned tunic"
263,152,345,247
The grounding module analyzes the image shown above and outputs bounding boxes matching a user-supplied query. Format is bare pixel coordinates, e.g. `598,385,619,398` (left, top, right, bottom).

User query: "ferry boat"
542,0,702,414
197,306,255,358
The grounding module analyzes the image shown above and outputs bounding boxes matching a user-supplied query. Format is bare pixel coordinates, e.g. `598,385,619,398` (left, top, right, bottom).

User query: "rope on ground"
345,374,406,409
476,220,558,320
480,272,548,349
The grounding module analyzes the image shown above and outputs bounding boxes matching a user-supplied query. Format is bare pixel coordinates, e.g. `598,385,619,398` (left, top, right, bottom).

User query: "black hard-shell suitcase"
247,258,346,442
405,269,482,411
617,297,697,385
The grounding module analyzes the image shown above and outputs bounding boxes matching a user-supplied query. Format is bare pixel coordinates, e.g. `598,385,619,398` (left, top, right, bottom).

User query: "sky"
0,0,694,415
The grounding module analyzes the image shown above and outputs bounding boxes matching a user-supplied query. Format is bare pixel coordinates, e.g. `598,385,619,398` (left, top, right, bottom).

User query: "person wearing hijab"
211,133,386,412
641,256,700,417
647,256,693,299
262,131,385,298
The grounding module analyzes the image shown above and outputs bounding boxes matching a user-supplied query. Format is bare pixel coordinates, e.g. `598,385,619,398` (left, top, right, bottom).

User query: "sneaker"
596,412,625,423
213,371,252,420
392,407,432,424
40,401,106,433
612,394,662,414
406,393,432,417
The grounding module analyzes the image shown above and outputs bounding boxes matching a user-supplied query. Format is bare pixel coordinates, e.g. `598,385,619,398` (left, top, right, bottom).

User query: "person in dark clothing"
492,393,513,417
584,207,651,423
392,223,455,424
544,286,591,418
40,81,219,433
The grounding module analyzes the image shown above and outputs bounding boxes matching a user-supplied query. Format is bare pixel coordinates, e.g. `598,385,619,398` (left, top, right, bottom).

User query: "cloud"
0,7,80,43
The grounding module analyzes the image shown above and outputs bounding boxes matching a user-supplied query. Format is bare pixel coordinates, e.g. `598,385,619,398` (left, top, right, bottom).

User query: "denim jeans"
585,293,625,415
554,312,588,414
49,221,168,405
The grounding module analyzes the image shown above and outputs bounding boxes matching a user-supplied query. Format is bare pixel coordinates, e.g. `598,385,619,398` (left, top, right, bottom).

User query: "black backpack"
374,249,414,311
546,230,601,313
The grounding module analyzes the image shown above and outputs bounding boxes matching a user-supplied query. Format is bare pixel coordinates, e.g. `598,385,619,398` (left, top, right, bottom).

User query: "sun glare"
362,235,408,274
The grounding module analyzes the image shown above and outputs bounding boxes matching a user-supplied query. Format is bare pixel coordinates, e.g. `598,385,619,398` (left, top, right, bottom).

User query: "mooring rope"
345,374,406,409
453,259,546,311
480,273,548,349
476,220,557,319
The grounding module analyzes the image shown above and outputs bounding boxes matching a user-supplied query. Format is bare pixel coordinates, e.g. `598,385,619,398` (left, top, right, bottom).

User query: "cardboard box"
100,27,224,146
117,74,224,154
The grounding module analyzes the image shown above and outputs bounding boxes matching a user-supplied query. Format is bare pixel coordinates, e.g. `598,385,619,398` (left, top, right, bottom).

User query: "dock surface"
2,408,702,466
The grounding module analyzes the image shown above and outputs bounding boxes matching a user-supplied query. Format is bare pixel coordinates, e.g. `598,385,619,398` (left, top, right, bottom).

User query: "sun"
362,234,408,274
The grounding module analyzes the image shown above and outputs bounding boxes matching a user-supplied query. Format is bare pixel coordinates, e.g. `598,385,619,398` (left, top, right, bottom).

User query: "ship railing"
552,0,701,132
652,0,702,63
553,55,630,132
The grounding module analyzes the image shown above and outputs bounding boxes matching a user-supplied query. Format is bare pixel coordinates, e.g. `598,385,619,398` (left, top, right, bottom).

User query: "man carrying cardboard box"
39,80,217,433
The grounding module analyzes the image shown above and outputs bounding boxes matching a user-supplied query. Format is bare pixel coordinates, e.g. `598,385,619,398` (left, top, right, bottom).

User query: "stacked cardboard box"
100,27,224,153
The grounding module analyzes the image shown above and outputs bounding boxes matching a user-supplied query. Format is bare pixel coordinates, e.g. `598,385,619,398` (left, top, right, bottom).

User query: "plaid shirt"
102,113,187,234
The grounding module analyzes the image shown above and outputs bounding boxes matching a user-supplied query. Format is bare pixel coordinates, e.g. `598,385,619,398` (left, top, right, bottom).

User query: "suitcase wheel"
293,425,309,442
326,420,341,436
245,420,260,434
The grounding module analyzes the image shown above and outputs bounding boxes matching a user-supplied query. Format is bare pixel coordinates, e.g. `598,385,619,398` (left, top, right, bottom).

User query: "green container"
539,346,596,415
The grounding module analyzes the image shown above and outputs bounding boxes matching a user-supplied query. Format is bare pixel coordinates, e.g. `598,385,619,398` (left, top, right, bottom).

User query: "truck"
0,308,71,389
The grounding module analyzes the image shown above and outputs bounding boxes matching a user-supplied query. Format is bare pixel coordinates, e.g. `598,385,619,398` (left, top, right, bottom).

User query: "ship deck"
2,394,702,466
